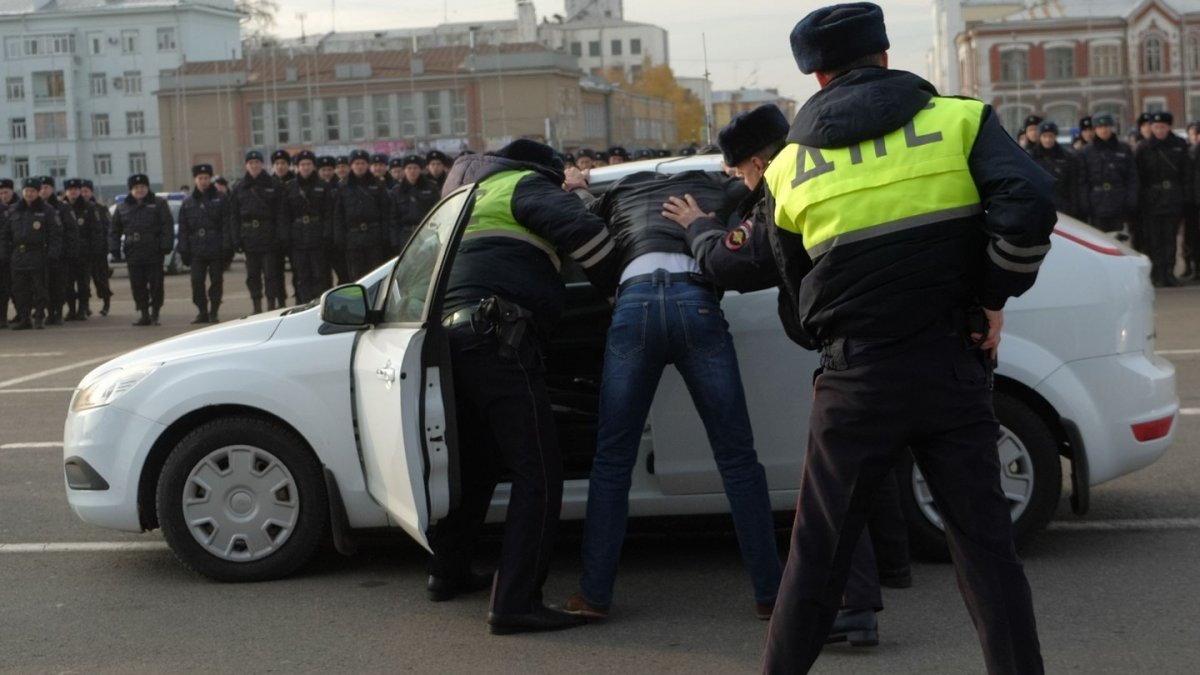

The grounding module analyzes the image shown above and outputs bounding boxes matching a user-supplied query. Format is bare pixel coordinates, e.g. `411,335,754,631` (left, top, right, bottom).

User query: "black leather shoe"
879,567,912,589
487,605,588,636
191,313,209,324
427,571,493,602
826,608,878,647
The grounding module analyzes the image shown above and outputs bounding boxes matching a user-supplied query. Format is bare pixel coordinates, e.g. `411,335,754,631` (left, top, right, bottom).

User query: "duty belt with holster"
443,296,536,361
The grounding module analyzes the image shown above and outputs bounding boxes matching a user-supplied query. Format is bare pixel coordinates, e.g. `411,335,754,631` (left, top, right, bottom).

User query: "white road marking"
0,352,65,358
0,354,118,390
1155,349,1200,356
0,542,168,553
0,442,63,449
1048,517,1200,532
1179,408,1200,416
0,387,74,394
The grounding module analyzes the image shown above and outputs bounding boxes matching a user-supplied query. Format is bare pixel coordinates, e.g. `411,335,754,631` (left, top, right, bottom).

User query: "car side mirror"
320,284,370,326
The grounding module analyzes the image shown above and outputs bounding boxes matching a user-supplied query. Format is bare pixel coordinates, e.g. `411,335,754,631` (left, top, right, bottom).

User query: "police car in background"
108,192,187,275
62,154,1177,580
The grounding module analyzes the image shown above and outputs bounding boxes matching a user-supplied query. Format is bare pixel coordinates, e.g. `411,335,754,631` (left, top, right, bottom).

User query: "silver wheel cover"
911,424,1035,531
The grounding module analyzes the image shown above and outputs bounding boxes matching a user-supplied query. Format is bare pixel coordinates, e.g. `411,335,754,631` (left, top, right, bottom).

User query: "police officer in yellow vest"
431,139,619,635
760,5,1055,674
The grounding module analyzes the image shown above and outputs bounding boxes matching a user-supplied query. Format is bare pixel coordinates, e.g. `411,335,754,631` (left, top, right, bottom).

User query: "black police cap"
1138,112,1153,125
1093,113,1116,127
192,164,214,177
336,155,351,166
678,146,698,156
39,175,55,188
64,178,84,190
294,150,317,165
81,179,94,190
127,173,150,189
1151,111,1174,125
577,148,596,159
213,176,229,186
719,104,790,167
245,150,265,163
349,149,371,163
388,157,404,169
608,146,630,159
1037,121,1058,135
1023,115,1043,129
426,150,450,164
791,2,889,74
370,153,390,165
0,178,13,189
1078,116,1093,130
402,154,424,168
317,155,337,169
22,177,41,190
595,151,610,162
270,149,292,164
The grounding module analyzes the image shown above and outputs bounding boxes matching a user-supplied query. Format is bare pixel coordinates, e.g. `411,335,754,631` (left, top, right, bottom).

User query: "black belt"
618,272,714,294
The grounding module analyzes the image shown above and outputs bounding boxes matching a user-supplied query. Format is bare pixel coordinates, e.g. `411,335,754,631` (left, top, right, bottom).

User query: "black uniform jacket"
4,197,63,271
229,171,282,253
1136,133,1190,217
179,186,233,260
90,199,112,257
1079,136,1138,219
1029,143,1083,219
110,192,174,265
334,172,392,251
66,196,104,260
389,175,441,250
48,197,81,261
771,68,1056,346
440,153,619,329
280,174,334,250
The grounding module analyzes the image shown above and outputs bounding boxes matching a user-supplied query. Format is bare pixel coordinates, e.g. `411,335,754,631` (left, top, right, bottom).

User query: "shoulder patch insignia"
724,221,753,251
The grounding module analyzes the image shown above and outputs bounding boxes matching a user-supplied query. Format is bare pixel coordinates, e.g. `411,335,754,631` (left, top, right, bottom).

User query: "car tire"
899,391,1062,562
156,417,328,582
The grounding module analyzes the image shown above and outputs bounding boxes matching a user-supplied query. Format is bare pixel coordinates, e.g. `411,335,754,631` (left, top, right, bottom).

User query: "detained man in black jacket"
759,5,1054,674
1136,111,1190,287
110,174,174,326
179,164,232,323
1028,120,1083,219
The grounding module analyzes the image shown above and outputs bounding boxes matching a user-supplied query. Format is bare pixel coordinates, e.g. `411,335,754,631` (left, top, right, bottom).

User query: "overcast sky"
270,0,935,106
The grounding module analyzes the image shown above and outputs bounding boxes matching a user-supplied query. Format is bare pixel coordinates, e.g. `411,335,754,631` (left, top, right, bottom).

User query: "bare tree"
237,0,280,42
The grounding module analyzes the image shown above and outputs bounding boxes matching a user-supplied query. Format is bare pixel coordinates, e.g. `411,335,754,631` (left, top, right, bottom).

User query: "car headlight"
71,364,160,412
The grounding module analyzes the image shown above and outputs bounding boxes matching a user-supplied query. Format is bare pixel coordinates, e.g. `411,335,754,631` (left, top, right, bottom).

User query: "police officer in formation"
389,154,440,252
1079,114,1138,235
40,177,77,325
281,150,334,304
230,150,284,313
334,149,392,278
425,150,451,191
757,5,1053,673
1136,111,1190,287
370,153,394,188
1028,120,1085,220
80,180,114,316
321,156,351,286
110,173,174,326
0,178,15,327
60,178,104,320
178,164,232,324
3,178,62,330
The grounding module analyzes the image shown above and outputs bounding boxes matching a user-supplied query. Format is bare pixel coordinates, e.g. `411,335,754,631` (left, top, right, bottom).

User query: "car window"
380,187,473,324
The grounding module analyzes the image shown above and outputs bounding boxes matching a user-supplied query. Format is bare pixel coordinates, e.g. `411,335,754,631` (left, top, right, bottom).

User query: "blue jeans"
580,270,783,607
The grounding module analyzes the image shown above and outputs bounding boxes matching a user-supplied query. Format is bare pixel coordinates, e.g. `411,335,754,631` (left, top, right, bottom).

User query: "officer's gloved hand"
223,250,234,264
180,254,192,267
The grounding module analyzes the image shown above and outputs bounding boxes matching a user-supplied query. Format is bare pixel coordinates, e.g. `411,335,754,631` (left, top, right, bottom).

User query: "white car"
63,156,1178,580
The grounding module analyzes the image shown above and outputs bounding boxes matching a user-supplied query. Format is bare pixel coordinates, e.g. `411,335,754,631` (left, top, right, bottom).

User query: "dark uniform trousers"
0,258,10,321
128,262,164,312
12,267,49,320
190,256,224,312
428,322,562,616
1144,214,1182,282
244,251,282,302
1089,215,1125,234
292,248,328,304
345,247,386,280
763,328,1042,675
91,252,113,303
272,248,290,305
328,243,349,287
47,259,69,317
70,258,91,307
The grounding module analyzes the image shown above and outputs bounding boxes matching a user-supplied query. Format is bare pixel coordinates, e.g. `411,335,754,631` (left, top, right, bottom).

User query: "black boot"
100,296,110,316
11,318,31,330
252,298,263,314
76,300,89,321
65,306,78,321
0,316,7,329
267,297,278,311
133,309,152,327
151,308,161,326
47,311,63,326
208,304,220,324
191,312,209,324
33,315,44,330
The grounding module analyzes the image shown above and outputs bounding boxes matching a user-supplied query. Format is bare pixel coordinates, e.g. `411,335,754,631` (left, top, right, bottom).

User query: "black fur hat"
718,104,790,167
790,2,889,75
493,139,563,172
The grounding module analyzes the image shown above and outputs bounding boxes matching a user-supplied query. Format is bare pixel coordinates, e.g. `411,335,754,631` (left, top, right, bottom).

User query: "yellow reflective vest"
765,96,985,259
463,169,561,269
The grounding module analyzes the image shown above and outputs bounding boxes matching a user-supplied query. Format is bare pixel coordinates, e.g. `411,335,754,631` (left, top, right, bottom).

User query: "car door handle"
376,367,396,384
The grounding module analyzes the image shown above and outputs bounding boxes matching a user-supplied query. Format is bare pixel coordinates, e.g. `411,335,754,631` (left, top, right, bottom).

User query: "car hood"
78,310,287,387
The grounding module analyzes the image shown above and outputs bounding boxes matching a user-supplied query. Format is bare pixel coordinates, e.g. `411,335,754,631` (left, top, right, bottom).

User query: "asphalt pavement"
1,265,1199,674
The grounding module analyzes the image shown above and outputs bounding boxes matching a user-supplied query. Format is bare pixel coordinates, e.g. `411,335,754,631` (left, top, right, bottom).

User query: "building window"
10,117,27,140
1044,104,1076,131
611,39,622,56
347,97,366,140
89,73,107,97
52,34,74,53
7,77,24,101
1000,49,1028,82
1045,47,1074,80
94,154,112,176
999,105,1033,137
42,157,68,179
374,95,391,138
631,38,642,55
398,93,415,137
1144,98,1167,114
426,93,442,136
88,32,103,55
588,41,601,57
14,157,30,180
276,104,290,144
1189,34,1200,73
452,89,467,135
630,64,643,79
1144,35,1164,74
297,100,313,143
122,71,142,95
323,98,341,141
92,114,109,137
121,29,138,54
156,27,176,51
1091,44,1121,77
34,112,68,139
129,152,147,175
249,103,265,146
126,111,145,135
32,71,66,105
570,42,582,57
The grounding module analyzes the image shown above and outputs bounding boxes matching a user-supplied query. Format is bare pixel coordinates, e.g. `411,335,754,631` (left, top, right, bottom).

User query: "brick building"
955,0,1200,136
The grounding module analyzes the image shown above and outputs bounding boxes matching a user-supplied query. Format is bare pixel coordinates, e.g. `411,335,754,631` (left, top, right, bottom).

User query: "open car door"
350,185,475,550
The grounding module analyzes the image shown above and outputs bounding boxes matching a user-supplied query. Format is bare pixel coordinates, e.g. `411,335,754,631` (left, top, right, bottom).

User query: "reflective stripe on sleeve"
987,243,1043,273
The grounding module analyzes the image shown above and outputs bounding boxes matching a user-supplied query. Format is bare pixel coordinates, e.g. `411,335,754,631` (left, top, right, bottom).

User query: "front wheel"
899,391,1062,561
156,417,328,582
